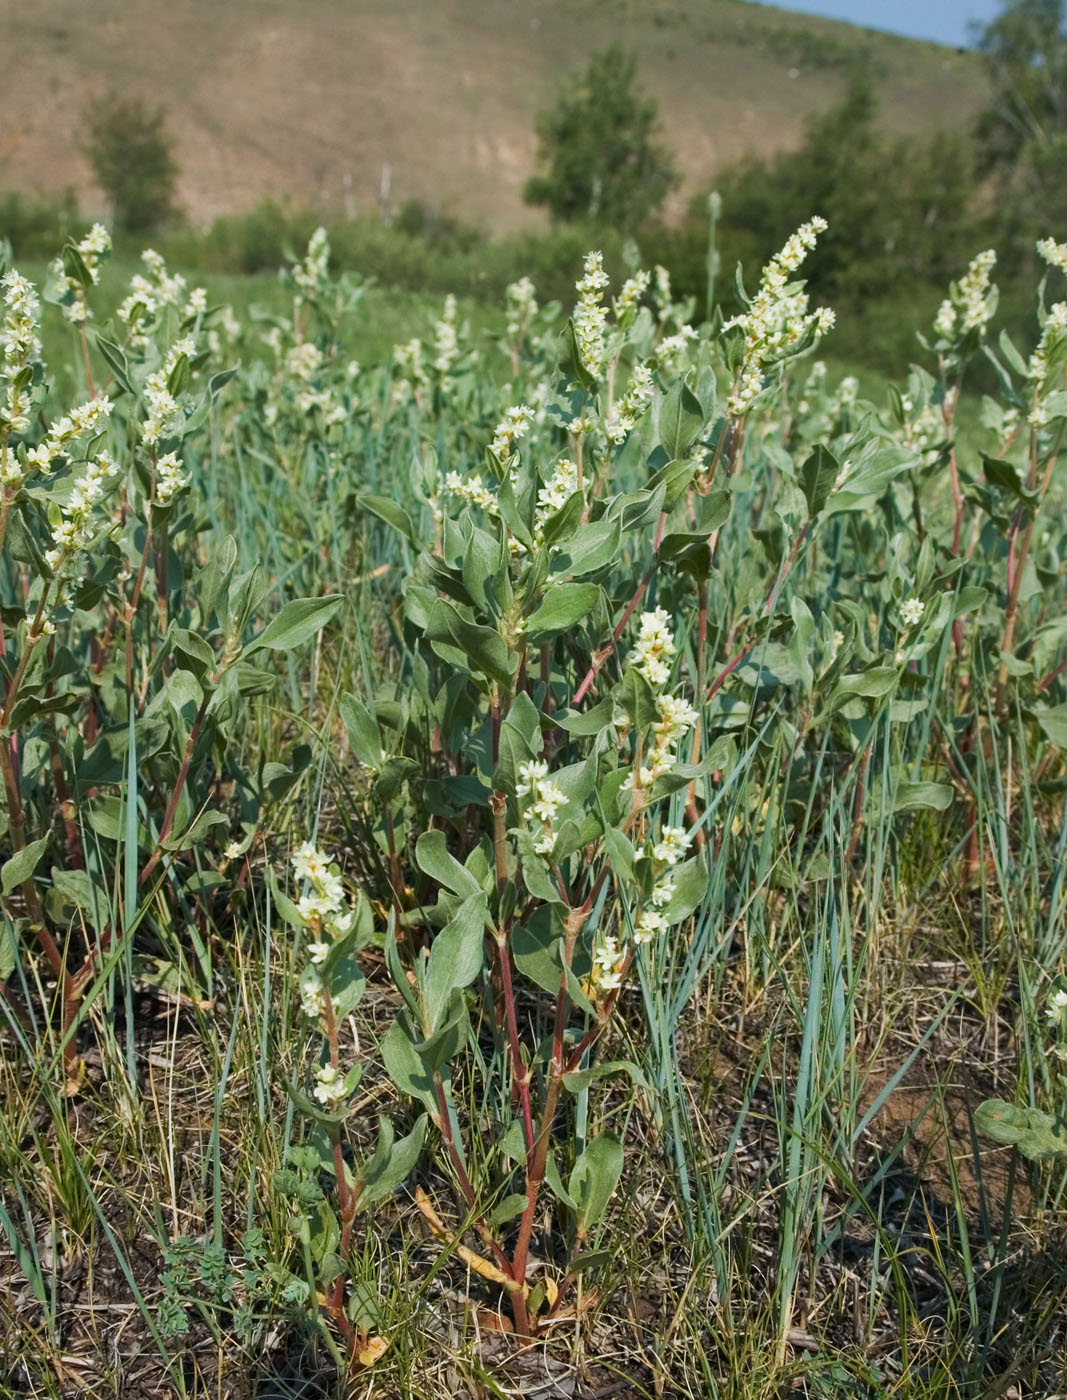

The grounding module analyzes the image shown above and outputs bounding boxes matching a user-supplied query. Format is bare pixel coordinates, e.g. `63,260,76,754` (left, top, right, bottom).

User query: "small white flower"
308,941,330,965
517,760,549,795
592,933,625,992
313,1063,348,1107
652,826,692,866
224,840,242,860
633,908,666,945
631,608,676,688
299,970,325,1019
901,597,924,628
1047,987,1067,1021
1037,237,1067,275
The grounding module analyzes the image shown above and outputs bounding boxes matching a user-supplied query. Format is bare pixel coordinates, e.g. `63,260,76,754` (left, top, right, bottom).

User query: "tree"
523,46,678,232
975,0,1067,237
713,76,975,304
83,92,179,234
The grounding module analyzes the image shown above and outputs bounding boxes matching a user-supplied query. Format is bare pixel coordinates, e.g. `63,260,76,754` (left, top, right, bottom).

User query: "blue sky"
748,0,1004,48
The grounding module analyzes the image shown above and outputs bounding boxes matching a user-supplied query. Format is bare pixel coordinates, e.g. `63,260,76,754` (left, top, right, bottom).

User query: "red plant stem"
510,908,583,1323
429,1073,519,1296
495,925,535,1154
572,514,666,707
1038,655,1067,693
138,690,211,887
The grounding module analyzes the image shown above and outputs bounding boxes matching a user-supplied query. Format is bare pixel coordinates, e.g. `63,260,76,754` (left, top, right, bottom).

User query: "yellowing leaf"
358,1335,389,1367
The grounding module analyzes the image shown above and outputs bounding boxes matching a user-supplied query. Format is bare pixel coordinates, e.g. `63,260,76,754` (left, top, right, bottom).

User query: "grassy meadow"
0,217,1066,1400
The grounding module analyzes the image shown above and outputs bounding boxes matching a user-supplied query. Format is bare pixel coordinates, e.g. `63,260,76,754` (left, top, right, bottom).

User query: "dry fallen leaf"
358,1334,389,1367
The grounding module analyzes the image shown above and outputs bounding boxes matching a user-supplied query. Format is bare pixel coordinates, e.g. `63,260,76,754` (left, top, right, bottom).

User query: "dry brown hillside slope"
0,0,988,230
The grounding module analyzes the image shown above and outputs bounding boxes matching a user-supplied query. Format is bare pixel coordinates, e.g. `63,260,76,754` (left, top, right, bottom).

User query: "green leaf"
489,1193,529,1227
94,335,134,394
981,455,1038,507
1,835,49,897
568,1134,624,1230
550,517,621,578
356,1115,428,1210
380,1014,438,1114
245,595,342,654
558,319,596,391
51,867,109,933
562,1060,646,1093
975,1099,1067,1160
0,921,20,982
800,444,839,519
326,948,366,1021
360,494,417,543
339,693,382,770
423,893,488,1031
526,584,600,642
415,830,482,899
1035,704,1067,748
555,697,615,737
661,856,709,925
830,667,900,704
657,380,705,460
425,600,513,687
893,780,954,813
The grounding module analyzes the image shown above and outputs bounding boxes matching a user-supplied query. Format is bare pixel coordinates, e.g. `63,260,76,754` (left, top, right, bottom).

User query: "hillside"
0,0,988,231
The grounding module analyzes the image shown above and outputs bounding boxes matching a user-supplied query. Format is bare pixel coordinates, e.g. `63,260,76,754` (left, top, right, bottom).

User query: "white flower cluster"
632,826,693,944
933,249,997,343
207,304,241,359
292,841,353,939
613,268,650,321
50,224,111,324
444,469,498,513
834,375,859,417
291,841,356,1016
629,692,700,792
574,252,610,378
433,294,459,383
292,227,330,301
517,759,567,855
605,362,655,444
654,265,673,321
23,395,114,486
631,607,676,687
154,450,187,506
625,611,700,787
1027,301,1067,427
1,271,41,434
592,933,626,992
45,448,120,574
506,276,538,342
272,340,346,427
652,325,699,373
118,249,198,346
142,337,195,446
489,403,534,469
313,1062,349,1107
1037,238,1067,276
725,218,834,418
533,456,579,542
1047,986,1067,1022
1047,984,1067,1058
900,596,924,627
393,336,428,402
898,393,943,460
